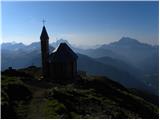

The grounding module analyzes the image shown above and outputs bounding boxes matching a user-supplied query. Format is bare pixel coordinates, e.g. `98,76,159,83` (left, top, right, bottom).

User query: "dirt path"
23,80,55,118
27,87,48,118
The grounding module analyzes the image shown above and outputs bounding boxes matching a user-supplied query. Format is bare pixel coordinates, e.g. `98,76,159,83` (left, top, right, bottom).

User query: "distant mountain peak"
10,41,17,45
1,42,25,50
107,37,153,48
56,38,69,44
117,37,140,44
2,41,24,45
51,38,71,48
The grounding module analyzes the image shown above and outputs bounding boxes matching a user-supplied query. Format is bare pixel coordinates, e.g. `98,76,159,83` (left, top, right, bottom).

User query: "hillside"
1,66,158,119
77,53,151,93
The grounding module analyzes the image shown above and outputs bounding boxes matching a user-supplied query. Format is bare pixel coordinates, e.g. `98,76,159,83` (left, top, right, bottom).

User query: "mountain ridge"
1,37,158,95
2,37,158,50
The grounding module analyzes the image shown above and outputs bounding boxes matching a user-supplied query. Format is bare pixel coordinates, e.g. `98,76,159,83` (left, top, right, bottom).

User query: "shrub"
44,99,67,119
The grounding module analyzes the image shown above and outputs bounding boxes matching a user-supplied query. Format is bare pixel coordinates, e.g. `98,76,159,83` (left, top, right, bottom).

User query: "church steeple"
40,26,49,40
40,25,49,79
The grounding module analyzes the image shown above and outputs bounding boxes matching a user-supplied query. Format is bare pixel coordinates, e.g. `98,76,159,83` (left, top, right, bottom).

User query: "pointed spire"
40,26,49,40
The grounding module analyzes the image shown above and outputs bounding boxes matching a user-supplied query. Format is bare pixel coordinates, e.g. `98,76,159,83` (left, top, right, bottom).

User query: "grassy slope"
1,66,159,119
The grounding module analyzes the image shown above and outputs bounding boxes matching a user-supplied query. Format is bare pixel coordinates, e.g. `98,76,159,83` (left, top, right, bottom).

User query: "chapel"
40,25,78,82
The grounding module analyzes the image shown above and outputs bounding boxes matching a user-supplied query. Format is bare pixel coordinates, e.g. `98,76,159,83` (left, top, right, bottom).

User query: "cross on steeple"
42,19,46,26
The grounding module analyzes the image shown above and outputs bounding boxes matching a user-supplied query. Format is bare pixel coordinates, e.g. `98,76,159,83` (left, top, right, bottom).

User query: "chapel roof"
49,43,78,62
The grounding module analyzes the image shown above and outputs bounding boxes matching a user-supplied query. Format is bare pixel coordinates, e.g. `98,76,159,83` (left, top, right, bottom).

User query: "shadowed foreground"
1,66,159,119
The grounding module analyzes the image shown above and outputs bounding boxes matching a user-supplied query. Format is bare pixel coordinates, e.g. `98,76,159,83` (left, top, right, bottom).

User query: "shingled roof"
49,43,78,62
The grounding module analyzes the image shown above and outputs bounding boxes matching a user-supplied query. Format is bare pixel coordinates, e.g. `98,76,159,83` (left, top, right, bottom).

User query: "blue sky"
2,1,159,46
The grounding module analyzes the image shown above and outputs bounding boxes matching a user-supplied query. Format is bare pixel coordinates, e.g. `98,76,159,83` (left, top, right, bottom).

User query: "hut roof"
49,43,78,62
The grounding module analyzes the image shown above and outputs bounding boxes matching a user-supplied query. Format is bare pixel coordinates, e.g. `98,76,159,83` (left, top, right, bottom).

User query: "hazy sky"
2,1,159,46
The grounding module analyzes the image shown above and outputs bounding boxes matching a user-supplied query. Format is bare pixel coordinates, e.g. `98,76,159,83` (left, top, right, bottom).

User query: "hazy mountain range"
1,37,159,95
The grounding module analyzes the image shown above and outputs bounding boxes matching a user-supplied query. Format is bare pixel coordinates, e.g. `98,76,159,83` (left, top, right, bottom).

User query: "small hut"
49,43,78,81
